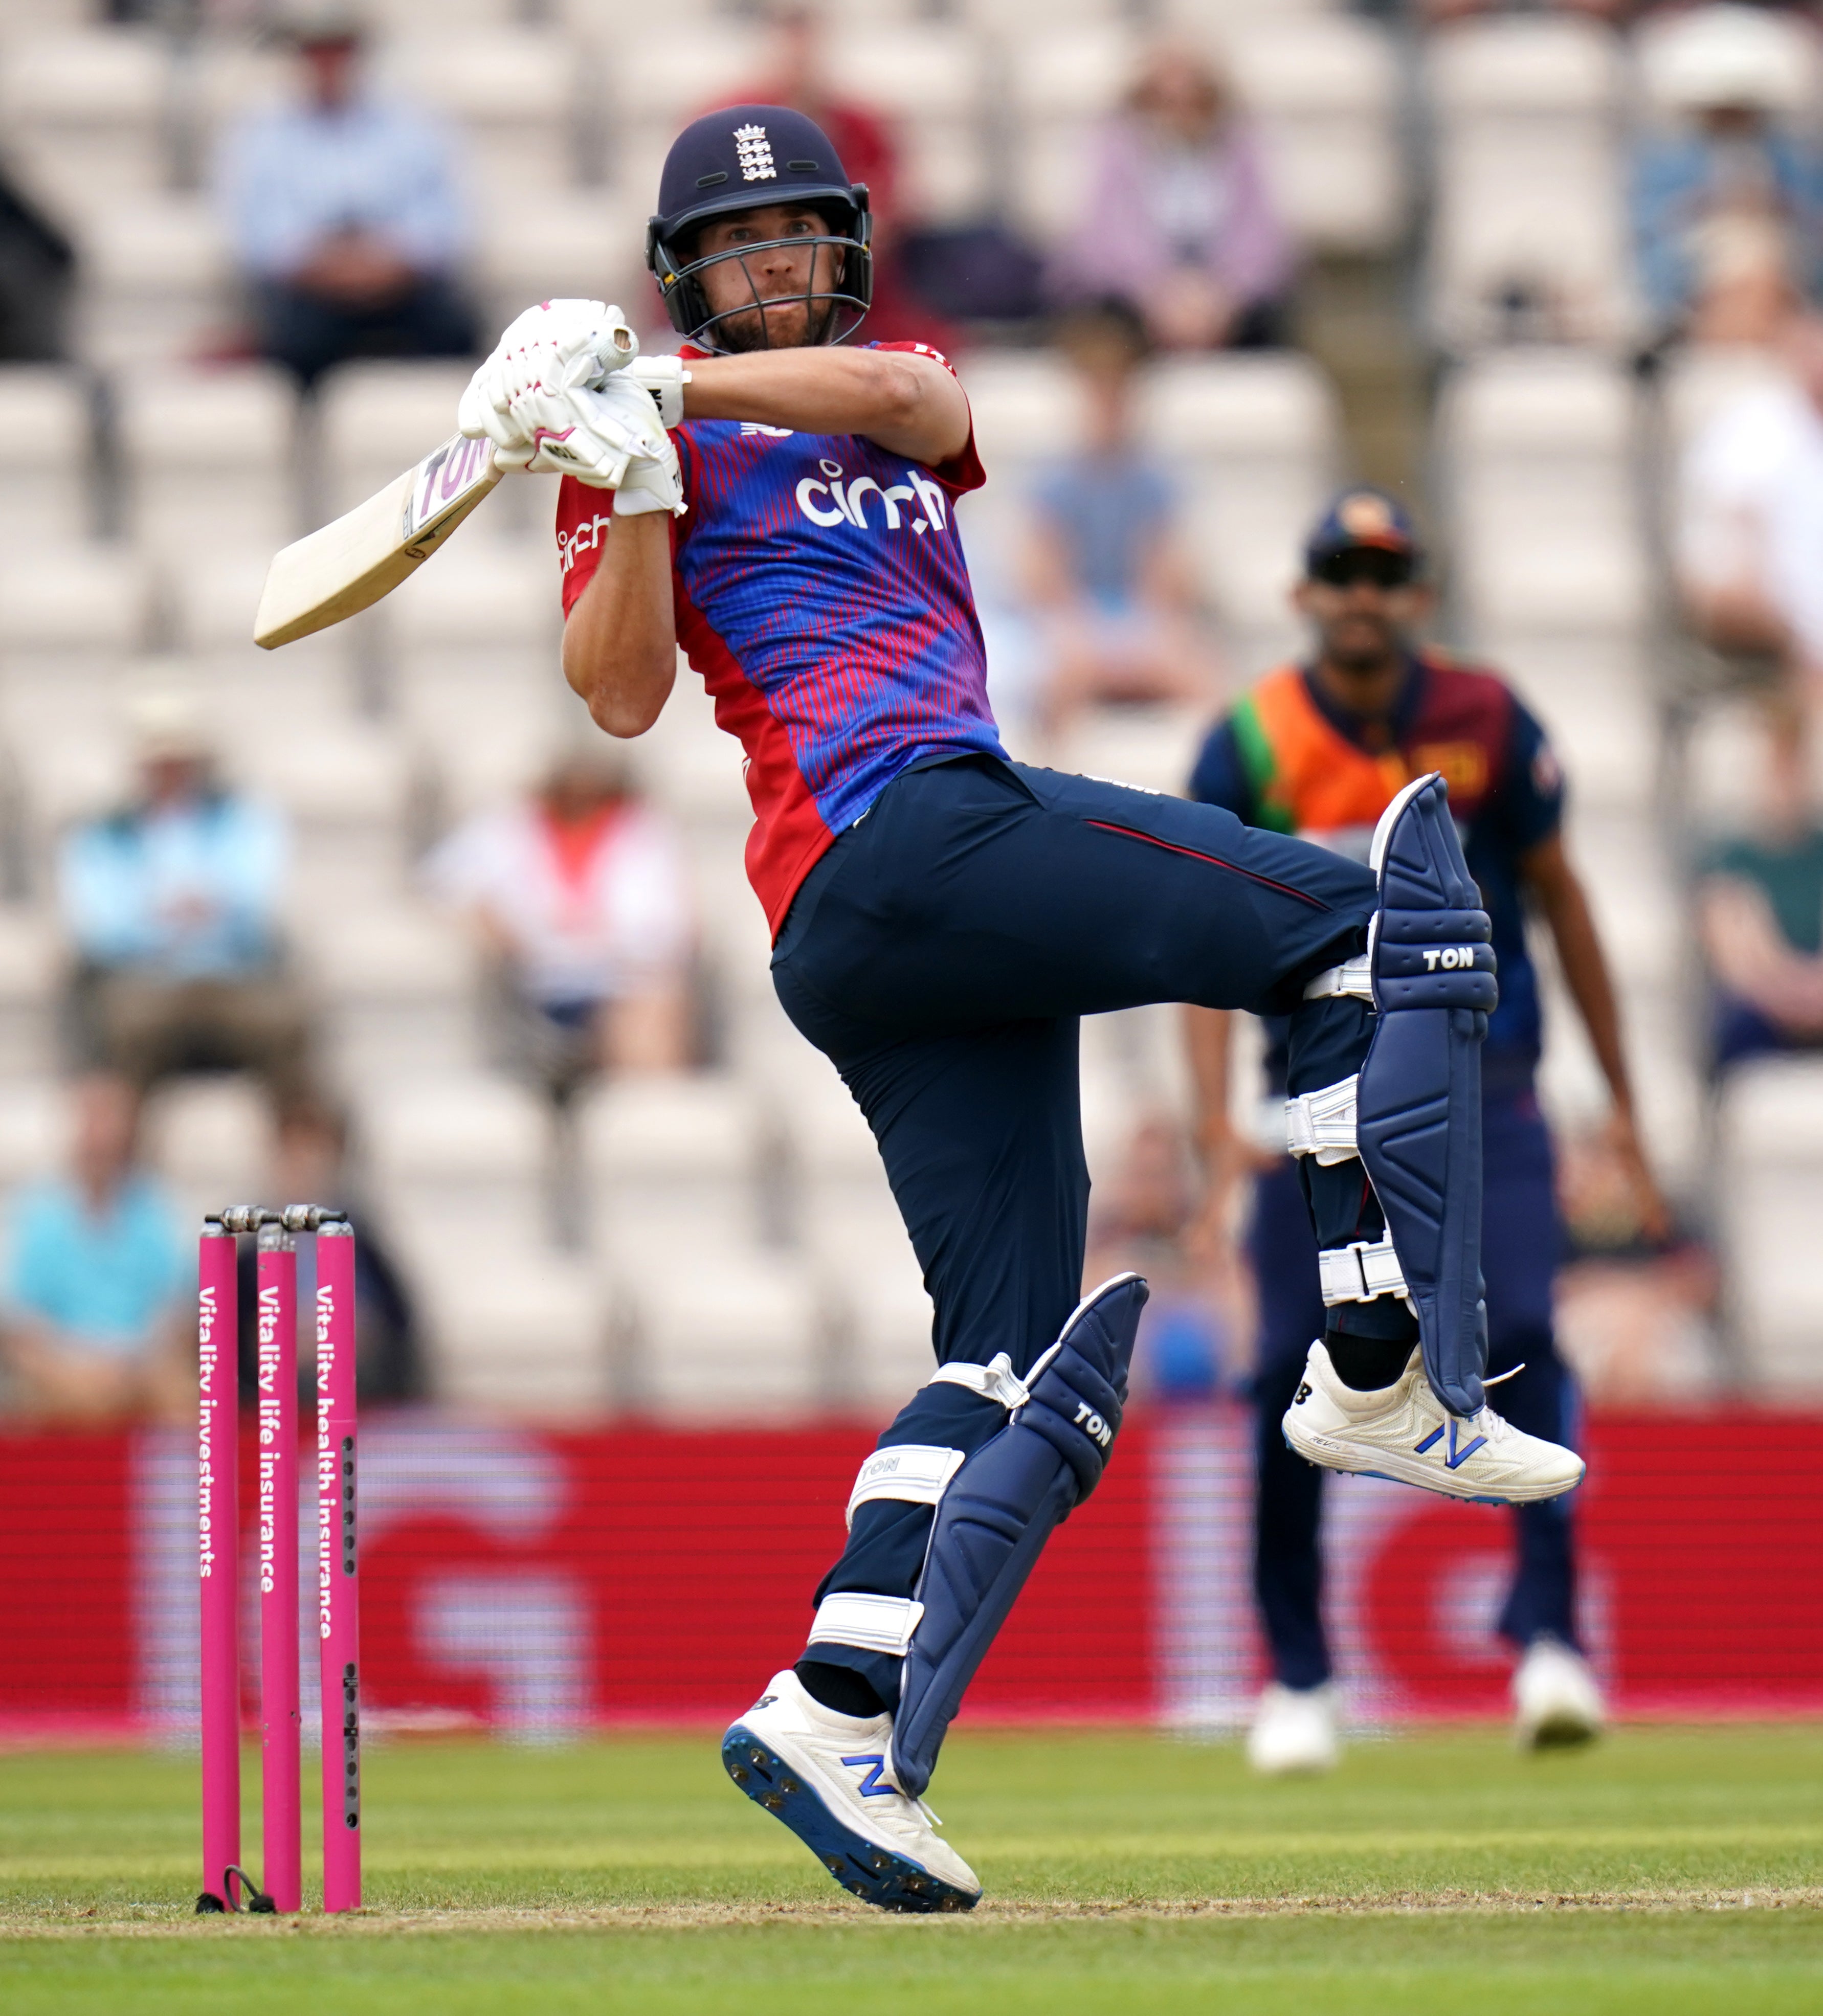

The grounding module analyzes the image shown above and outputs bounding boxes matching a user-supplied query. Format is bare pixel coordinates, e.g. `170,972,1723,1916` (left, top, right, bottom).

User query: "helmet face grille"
651,220,873,354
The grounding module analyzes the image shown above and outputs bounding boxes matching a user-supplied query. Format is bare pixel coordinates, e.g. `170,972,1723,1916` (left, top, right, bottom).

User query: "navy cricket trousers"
770,754,1384,1703
1249,1079,1579,1691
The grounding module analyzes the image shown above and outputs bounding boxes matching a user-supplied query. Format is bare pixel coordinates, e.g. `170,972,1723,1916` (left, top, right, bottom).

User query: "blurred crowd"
5,0,1823,1425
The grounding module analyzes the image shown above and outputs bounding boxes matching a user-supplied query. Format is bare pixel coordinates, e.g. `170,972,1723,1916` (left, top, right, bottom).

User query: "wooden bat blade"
254,432,505,649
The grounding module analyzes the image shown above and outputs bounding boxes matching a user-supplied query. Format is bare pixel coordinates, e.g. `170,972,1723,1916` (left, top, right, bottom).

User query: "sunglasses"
1309,548,1417,589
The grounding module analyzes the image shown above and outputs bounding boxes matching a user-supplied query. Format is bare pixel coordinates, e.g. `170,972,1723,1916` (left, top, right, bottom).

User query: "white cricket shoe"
1514,1637,1605,1750
1247,1683,1341,1776
1282,1340,1585,1505
721,1670,981,1913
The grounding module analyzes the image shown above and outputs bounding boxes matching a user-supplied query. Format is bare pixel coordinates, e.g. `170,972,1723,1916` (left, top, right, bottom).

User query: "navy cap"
653,104,861,247
1304,487,1423,573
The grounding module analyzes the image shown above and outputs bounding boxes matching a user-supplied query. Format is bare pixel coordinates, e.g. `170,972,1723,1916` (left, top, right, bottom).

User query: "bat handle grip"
586,320,639,388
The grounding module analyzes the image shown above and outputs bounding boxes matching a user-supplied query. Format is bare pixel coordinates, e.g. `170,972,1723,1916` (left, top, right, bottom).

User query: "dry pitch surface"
2,1726,1820,2013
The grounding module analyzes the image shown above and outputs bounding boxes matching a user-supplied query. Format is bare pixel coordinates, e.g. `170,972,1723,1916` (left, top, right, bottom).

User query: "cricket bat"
254,431,505,649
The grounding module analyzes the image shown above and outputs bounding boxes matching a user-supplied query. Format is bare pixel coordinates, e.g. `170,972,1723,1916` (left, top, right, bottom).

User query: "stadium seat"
595,14,768,197
317,361,482,517
0,0,98,31
1140,354,1339,648
1440,351,1647,635
389,538,563,694
0,30,172,218
964,0,1137,33
1716,1056,1823,1394
1635,6,1822,125
1053,706,1208,800
292,903,481,1083
383,32,583,195
365,1069,550,1215
70,194,233,369
1005,21,1143,244
0,545,154,686
1427,13,1621,128
0,909,57,1079
825,22,989,223
163,548,353,713
815,1230,937,1412
142,1076,271,1226
395,1228,609,1413
1682,696,1787,833
472,189,646,349
401,682,586,835
1224,16,1405,255
0,368,91,549
0,1075,65,1189
621,663,748,828
114,364,298,560
613,1243,828,1420
1425,18,1631,351
957,349,1079,464
363,0,531,29
579,1071,767,1256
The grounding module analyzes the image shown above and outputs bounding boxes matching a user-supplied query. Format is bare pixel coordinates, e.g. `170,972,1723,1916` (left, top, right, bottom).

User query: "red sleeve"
554,428,698,619
555,478,616,620
869,340,985,496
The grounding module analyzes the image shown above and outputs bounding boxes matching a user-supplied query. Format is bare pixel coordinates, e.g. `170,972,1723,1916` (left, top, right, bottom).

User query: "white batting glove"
625,354,691,430
458,299,638,468
510,373,680,506
610,424,685,517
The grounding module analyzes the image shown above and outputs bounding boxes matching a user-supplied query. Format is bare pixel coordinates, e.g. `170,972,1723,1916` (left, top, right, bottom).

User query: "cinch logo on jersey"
796,457,951,536
559,513,613,573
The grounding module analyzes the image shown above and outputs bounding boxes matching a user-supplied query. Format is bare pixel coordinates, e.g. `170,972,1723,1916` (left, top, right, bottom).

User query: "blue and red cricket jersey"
555,342,1003,934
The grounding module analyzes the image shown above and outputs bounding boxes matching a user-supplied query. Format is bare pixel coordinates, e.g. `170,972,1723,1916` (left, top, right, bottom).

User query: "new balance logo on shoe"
1414,1418,1487,1470
754,1694,777,1711
1294,1382,1313,1405
840,1754,894,1797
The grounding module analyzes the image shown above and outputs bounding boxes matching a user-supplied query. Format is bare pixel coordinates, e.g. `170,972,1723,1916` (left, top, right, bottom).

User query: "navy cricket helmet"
645,104,872,353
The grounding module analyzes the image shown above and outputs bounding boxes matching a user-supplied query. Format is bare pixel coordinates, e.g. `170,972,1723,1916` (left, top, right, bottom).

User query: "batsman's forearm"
562,511,677,736
682,349,969,463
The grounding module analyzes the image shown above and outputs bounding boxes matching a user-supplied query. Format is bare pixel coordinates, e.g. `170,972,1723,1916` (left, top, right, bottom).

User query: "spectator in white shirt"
427,747,695,1097
1677,314,1823,683
215,4,475,388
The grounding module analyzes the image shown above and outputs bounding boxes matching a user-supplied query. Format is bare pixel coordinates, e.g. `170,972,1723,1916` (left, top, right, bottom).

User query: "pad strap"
808,1592,924,1657
1318,1232,1410,1306
1303,953,1374,1002
928,1352,1030,1410
845,1444,966,1529
1285,1076,1359,1165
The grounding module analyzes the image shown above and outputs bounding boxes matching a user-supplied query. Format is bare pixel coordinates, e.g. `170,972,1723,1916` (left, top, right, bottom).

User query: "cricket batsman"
1186,491,1668,1768
455,107,1584,1914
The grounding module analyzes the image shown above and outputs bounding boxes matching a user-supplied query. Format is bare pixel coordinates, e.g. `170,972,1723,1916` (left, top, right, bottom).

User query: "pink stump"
196,1222,240,1911
315,1221,361,1912
256,1221,301,1913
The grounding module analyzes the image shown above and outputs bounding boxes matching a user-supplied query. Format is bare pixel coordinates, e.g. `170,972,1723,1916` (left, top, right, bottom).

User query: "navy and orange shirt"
1189,652,1563,1076
555,342,1003,937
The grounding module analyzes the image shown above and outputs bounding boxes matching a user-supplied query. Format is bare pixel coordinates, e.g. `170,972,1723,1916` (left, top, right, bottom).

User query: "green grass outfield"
2,1725,1820,2014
